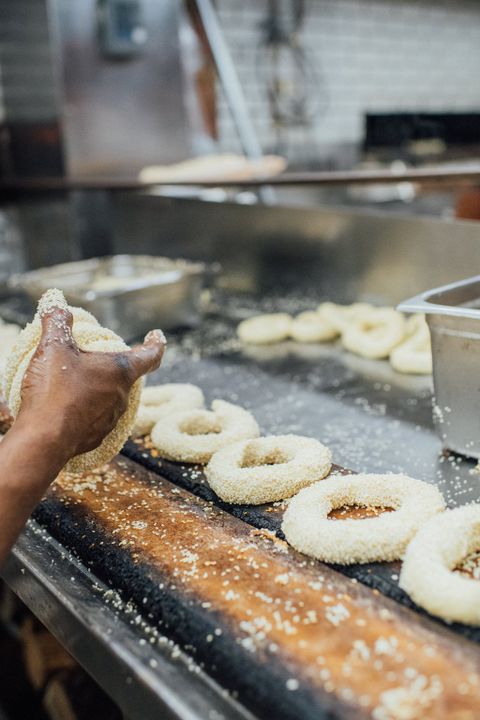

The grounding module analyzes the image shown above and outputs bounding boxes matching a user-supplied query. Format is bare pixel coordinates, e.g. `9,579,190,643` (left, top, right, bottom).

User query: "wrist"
13,410,74,471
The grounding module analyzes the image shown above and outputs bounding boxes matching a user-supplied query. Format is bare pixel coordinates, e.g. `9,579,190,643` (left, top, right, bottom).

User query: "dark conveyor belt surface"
122,317,480,641
33,457,480,720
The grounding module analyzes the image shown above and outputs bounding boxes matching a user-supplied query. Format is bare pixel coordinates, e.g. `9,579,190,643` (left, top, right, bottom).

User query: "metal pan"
8,255,213,341
399,275,480,458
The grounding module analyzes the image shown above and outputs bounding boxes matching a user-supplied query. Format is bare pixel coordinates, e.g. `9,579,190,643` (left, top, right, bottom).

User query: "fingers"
117,329,167,382
38,308,76,350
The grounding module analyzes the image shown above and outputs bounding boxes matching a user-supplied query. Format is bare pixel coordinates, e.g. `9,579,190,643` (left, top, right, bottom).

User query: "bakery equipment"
3,198,480,720
8,255,210,339
399,275,480,458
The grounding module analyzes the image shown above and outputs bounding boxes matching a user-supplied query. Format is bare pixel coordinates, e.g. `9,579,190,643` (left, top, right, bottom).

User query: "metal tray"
8,255,211,341
399,275,480,458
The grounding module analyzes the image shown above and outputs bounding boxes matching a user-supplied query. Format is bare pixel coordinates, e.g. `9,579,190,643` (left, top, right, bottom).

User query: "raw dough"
290,311,337,343
205,434,332,504
237,313,292,345
400,504,480,625
282,473,445,564
318,302,374,334
133,383,205,435
390,314,432,374
341,307,406,359
150,399,259,464
4,288,143,474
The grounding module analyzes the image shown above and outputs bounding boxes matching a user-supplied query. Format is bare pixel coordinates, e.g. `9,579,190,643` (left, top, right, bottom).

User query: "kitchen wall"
0,0,58,123
1,0,479,169
215,0,480,165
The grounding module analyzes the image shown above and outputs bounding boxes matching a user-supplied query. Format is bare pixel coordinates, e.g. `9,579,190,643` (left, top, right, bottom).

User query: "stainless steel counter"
2,197,480,717
2,519,253,720
3,309,480,718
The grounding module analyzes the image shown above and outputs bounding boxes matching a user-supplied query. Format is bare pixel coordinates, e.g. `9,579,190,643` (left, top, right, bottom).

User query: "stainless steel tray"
399,275,480,458
9,255,210,340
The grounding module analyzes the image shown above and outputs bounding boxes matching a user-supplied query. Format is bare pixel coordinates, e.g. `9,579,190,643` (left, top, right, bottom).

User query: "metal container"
8,255,210,340
399,275,480,458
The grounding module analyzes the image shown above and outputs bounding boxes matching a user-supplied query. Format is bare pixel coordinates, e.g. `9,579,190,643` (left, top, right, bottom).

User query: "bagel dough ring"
7,322,126,420
318,302,374,334
133,383,205,435
341,307,406,359
205,435,332,505
4,288,143,474
399,505,480,625
390,315,432,375
405,313,426,337
237,313,292,345
290,311,337,343
151,399,259,464
282,473,445,564
0,323,21,378
2,303,99,398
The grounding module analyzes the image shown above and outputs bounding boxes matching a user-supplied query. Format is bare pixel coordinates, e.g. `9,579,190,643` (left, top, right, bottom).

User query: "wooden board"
34,456,480,720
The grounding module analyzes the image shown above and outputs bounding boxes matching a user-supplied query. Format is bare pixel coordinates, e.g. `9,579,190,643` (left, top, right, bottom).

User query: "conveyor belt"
33,457,480,720
121,435,480,644
117,333,480,638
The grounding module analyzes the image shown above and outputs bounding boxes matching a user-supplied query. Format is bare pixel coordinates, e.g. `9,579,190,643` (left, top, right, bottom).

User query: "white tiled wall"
216,0,480,161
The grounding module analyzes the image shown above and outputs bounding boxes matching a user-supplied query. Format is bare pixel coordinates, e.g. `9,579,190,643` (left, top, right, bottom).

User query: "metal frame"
398,275,480,318
1,521,255,720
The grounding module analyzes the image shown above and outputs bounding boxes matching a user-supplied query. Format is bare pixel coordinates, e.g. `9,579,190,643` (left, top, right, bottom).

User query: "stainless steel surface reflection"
112,195,480,304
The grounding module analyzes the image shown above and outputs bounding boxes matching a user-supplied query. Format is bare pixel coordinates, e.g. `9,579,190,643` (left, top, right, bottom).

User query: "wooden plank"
34,456,480,720
21,617,76,690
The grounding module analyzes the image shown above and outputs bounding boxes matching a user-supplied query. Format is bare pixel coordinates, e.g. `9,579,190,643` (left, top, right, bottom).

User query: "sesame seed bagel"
400,505,480,625
151,399,260,464
4,288,143,474
133,383,205,436
282,473,445,565
205,435,332,505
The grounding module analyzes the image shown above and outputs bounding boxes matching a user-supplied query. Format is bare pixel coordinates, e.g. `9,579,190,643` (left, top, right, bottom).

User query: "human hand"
18,307,166,464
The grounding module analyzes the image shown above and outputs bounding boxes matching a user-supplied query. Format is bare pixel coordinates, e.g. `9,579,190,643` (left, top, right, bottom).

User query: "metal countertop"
2,310,478,719
2,521,253,720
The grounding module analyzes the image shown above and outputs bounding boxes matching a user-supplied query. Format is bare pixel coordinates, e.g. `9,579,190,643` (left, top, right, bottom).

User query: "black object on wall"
364,112,480,150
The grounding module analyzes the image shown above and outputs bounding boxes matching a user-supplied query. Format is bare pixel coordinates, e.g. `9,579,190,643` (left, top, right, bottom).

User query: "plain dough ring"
318,302,374,334
205,435,332,505
282,473,445,564
399,505,480,625
4,288,143,474
133,383,205,435
341,307,406,359
237,313,292,345
390,314,432,375
150,399,259,464
290,311,337,343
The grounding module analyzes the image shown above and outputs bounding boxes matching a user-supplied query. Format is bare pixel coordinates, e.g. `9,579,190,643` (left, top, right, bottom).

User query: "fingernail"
146,329,167,345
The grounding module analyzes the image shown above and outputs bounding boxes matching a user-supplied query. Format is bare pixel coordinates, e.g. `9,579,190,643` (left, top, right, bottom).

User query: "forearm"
0,414,68,566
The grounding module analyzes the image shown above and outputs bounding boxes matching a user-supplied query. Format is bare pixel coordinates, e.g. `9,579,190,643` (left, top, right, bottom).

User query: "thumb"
118,329,167,382
38,308,76,350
